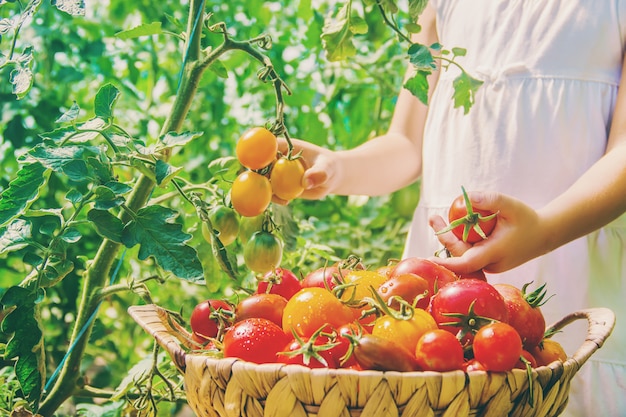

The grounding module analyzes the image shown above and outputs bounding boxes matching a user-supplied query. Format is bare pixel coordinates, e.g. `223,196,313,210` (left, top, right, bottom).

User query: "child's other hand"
428,191,550,275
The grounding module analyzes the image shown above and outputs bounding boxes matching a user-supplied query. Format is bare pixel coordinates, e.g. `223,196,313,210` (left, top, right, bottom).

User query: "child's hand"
428,191,550,275
276,138,341,201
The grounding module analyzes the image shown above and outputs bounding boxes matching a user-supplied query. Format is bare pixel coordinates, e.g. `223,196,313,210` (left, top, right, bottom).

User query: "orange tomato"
270,157,305,201
235,127,278,170
529,339,568,366
372,308,437,353
230,171,272,217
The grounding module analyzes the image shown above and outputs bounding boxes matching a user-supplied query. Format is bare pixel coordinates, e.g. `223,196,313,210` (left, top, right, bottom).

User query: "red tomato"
222,318,290,364
462,359,487,372
415,329,465,372
333,323,361,368
493,283,547,350
377,273,429,310
235,293,288,327
189,299,233,341
446,187,497,243
257,267,302,300
389,257,458,307
428,279,509,342
278,334,339,369
473,322,522,372
302,265,340,290
515,349,538,370
282,287,355,338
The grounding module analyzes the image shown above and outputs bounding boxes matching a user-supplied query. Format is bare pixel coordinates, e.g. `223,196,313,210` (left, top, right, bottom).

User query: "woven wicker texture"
128,305,615,417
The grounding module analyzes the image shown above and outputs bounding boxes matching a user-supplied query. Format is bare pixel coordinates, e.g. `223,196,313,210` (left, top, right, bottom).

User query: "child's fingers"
428,214,472,257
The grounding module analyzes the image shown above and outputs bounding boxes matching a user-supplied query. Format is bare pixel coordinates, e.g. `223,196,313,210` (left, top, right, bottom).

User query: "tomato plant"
282,287,355,338
270,157,305,201
235,127,278,170
243,231,283,274
256,267,302,300
438,186,498,243
189,299,234,342
473,322,523,372
201,205,240,246
415,329,464,372
223,318,290,364
235,293,288,327
231,171,273,217
429,278,509,341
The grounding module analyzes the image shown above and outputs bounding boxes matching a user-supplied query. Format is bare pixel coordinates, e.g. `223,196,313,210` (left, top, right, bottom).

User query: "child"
288,1,626,416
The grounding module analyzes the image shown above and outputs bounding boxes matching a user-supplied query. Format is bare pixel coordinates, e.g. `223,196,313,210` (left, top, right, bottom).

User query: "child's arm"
430,54,626,274
284,3,439,199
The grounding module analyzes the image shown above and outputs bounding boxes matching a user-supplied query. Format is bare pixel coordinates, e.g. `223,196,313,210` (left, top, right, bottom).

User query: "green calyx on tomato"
437,186,498,243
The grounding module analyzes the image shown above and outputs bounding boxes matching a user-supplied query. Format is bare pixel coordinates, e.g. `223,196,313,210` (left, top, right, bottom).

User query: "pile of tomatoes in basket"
188,256,567,373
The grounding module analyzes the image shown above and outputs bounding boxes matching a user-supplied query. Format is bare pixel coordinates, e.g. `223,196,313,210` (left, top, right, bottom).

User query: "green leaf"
93,185,125,210
38,126,76,143
10,67,34,100
321,3,360,62
53,0,86,16
0,286,45,410
403,70,429,105
0,163,48,227
55,101,80,123
408,0,429,21
76,401,125,417
26,144,100,171
87,209,124,243
155,160,183,186
94,83,120,121
208,60,229,78
451,47,467,57
207,156,239,179
71,118,108,143
60,227,81,243
160,131,203,148
408,43,436,71
452,72,483,114
209,232,238,281
0,219,32,253
115,22,163,40
121,205,203,281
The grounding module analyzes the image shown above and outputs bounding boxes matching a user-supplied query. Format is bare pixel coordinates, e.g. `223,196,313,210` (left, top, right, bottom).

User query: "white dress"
403,1,626,416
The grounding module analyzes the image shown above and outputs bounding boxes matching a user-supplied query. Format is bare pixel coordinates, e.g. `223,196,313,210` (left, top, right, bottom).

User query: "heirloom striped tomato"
243,231,282,274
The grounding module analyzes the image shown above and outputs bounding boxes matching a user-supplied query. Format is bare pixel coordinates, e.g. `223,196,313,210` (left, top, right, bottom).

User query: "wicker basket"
128,304,615,417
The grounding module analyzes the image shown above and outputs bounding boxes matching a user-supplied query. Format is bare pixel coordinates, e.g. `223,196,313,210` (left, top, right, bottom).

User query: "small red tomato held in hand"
440,186,498,243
